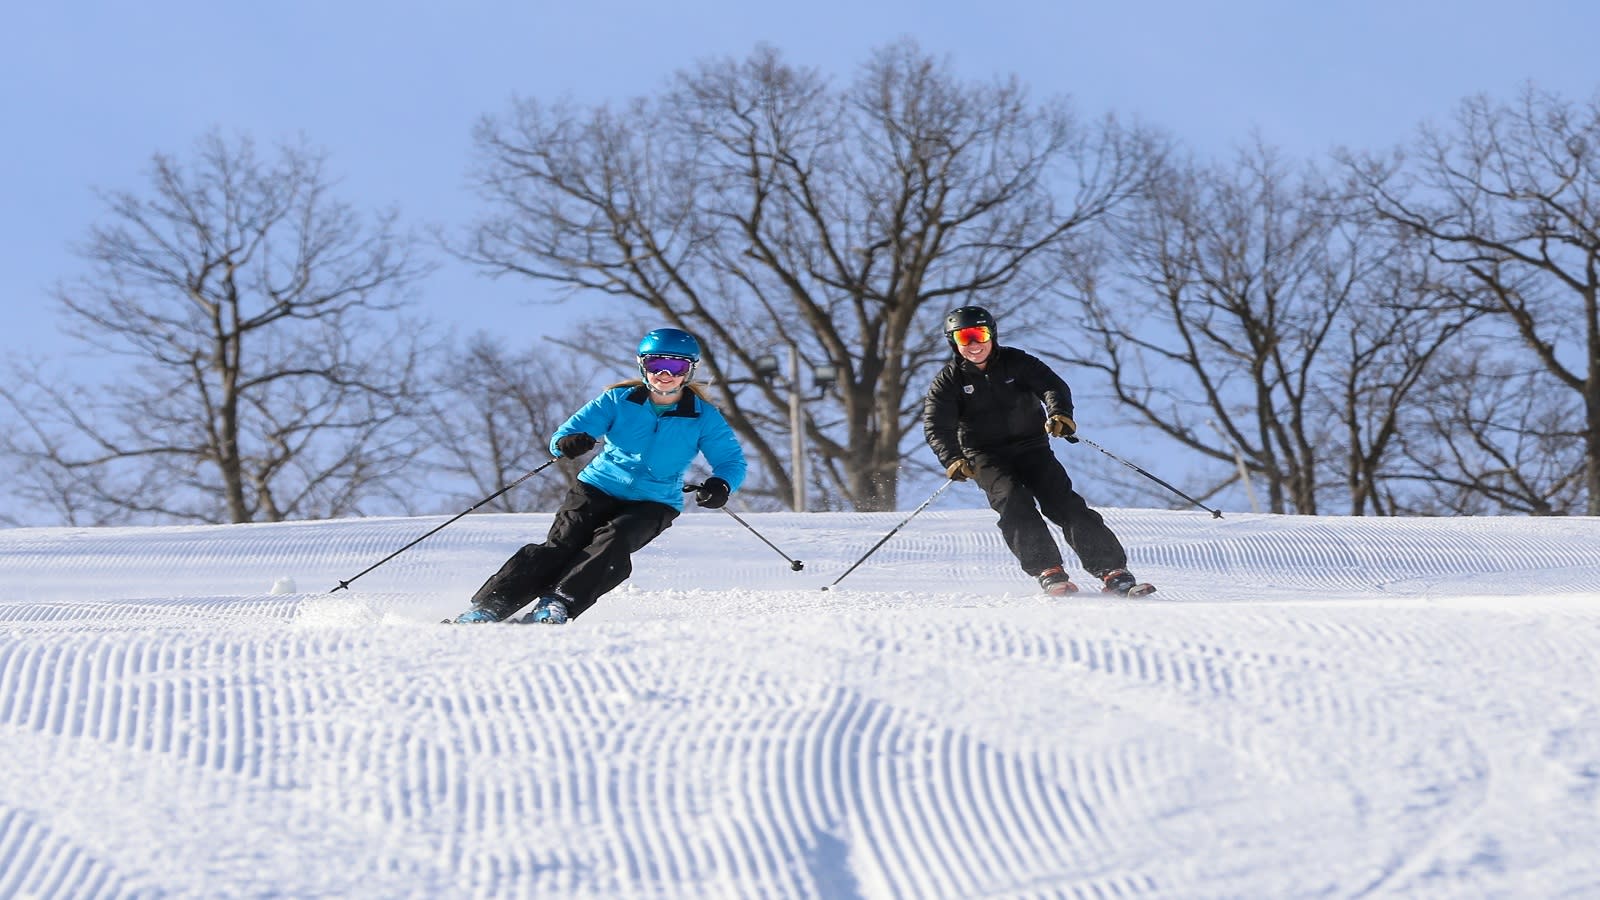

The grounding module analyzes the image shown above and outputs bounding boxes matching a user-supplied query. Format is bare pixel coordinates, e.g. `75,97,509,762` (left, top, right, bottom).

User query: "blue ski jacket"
552,384,748,510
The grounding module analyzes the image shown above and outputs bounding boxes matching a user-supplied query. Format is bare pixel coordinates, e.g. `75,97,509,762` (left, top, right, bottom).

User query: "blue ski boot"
443,592,522,624
449,607,501,624
517,595,570,625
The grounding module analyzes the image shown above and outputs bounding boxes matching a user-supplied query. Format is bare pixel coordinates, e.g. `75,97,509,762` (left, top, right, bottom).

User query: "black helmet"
943,306,997,350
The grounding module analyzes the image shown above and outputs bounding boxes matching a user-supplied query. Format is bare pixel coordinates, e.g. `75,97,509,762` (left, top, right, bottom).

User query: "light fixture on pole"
753,344,837,512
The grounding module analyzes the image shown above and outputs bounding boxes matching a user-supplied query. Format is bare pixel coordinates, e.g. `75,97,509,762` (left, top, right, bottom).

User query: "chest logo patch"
962,385,975,394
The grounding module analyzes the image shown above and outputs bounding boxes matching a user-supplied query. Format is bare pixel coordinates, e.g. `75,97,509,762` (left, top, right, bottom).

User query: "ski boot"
1037,566,1080,596
447,608,501,624
517,595,570,625
443,592,521,624
1101,569,1156,597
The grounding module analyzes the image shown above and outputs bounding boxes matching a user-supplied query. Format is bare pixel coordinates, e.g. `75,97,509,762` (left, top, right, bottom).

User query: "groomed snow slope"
2,508,1599,898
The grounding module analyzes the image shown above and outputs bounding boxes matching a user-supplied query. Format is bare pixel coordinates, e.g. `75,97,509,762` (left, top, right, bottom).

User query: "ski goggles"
951,325,993,346
640,355,695,377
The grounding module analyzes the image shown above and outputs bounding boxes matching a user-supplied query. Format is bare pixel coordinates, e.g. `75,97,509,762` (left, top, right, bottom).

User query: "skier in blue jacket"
451,328,747,625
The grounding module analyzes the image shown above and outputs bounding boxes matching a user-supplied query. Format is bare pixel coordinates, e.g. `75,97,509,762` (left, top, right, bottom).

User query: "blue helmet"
637,328,700,361
637,328,701,381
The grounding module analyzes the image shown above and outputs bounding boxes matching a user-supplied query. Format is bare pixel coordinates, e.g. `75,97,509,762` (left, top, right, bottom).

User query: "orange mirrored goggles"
951,325,993,346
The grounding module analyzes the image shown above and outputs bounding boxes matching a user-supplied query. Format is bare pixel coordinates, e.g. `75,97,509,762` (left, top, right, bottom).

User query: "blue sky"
5,0,1598,368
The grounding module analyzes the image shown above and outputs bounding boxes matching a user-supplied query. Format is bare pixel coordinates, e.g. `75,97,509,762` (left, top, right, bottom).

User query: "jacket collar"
624,385,699,417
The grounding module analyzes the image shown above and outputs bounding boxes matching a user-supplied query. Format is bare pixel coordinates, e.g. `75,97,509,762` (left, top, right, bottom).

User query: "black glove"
555,432,597,458
1045,414,1078,443
694,476,731,509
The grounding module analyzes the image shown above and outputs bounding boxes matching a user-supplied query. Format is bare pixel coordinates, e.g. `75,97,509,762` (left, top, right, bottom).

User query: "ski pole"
1074,435,1224,519
329,457,562,593
823,478,956,590
684,483,805,571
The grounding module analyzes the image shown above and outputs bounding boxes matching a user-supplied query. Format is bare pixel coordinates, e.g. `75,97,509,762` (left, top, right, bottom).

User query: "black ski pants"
969,442,1127,580
471,481,679,620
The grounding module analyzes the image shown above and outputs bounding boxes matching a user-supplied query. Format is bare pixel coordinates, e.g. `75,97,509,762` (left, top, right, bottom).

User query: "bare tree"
1070,143,1473,515
1321,241,1485,514
421,333,600,511
1389,347,1585,515
460,40,1158,511
0,132,434,525
1345,85,1600,514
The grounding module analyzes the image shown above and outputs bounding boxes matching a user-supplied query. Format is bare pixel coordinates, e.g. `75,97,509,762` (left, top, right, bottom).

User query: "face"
640,354,693,396
951,325,994,367
646,368,686,395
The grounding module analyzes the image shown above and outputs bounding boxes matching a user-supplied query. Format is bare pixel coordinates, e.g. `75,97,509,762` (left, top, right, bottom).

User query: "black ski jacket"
922,346,1074,467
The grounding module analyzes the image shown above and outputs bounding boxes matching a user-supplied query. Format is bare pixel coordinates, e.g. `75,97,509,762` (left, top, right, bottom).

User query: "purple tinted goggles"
640,355,694,377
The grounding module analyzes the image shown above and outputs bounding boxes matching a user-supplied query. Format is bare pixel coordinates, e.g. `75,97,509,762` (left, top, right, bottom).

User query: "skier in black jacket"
922,306,1154,597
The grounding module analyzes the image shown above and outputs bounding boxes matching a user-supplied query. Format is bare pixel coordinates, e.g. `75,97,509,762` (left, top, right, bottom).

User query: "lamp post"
754,344,837,511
